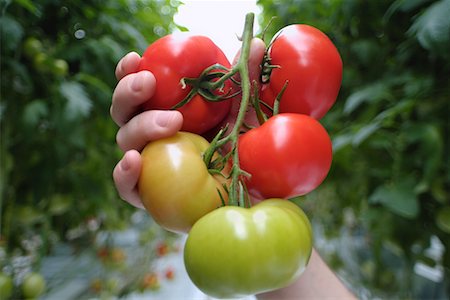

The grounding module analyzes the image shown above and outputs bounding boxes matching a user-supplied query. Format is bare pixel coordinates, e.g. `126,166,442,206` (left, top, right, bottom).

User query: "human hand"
110,38,266,209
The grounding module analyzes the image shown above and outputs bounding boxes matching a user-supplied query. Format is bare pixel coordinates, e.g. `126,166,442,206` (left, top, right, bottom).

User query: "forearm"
257,249,356,300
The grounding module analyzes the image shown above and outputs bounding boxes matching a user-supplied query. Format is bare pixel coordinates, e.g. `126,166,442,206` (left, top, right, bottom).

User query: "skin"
110,38,356,299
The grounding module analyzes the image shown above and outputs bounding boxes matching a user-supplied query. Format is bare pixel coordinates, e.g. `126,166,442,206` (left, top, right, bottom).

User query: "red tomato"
139,33,233,134
156,242,169,257
239,113,332,200
260,24,342,119
164,267,175,280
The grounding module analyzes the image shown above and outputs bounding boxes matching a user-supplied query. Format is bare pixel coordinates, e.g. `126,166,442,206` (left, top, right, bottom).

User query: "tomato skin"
261,24,342,119
138,132,227,233
139,33,233,134
184,199,312,298
239,113,332,200
0,273,13,299
22,272,46,299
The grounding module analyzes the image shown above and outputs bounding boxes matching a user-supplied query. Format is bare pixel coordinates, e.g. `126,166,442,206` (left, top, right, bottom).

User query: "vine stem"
221,12,255,206
200,13,255,207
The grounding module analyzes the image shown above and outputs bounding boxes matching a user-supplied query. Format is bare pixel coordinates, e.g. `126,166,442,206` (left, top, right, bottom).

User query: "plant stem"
224,12,255,206
201,13,255,207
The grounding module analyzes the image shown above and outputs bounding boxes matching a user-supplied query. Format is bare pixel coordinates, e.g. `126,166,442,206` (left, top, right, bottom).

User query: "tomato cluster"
136,17,342,298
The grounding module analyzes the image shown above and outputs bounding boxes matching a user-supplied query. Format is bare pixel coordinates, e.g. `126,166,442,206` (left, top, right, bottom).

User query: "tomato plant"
260,24,342,119
138,33,234,134
138,132,228,233
184,199,313,298
239,113,332,200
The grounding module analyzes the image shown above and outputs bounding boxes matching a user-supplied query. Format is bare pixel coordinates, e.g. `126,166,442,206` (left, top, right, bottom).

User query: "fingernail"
120,155,131,172
131,73,144,92
156,111,175,128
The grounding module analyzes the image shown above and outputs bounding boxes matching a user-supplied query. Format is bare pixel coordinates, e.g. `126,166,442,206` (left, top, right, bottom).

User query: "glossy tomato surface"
239,113,332,200
184,199,312,298
138,132,227,233
139,33,233,134
261,24,343,119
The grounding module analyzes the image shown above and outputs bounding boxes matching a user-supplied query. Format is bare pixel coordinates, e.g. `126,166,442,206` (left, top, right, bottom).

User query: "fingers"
116,110,183,152
248,38,266,83
114,111,183,208
115,51,141,80
110,71,156,126
113,150,145,209
232,37,266,83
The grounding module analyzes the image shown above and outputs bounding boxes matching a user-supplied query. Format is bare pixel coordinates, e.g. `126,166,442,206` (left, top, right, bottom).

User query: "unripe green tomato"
22,272,46,299
0,273,13,299
33,53,50,73
23,37,43,58
184,199,313,298
51,59,69,77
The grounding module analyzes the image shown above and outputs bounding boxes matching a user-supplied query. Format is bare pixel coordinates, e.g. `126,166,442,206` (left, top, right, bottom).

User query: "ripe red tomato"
139,33,233,134
260,24,342,119
239,113,332,200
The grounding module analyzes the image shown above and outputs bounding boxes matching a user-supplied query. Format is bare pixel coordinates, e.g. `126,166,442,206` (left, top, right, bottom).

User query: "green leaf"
436,206,450,233
14,0,40,15
369,178,419,219
385,0,432,20
352,122,380,146
60,81,92,120
332,133,353,152
343,82,391,115
99,36,127,62
117,23,149,52
75,73,112,97
408,0,450,56
23,100,48,126
0,15,24,52
403,123,443,192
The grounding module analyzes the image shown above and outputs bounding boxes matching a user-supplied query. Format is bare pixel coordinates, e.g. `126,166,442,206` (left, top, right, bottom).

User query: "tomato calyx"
260,54,279,84
259,28,283,85
172,64,241,110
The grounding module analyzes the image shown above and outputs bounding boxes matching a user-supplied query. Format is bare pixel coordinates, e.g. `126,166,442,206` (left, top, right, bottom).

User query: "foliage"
0,0,180,276
258,0,449,298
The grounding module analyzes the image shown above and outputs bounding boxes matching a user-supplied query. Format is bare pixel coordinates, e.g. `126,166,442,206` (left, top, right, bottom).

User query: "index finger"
115,51,141,80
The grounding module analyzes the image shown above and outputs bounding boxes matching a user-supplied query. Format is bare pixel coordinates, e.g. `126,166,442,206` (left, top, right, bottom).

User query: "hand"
110,39,266,209
257,249,356,299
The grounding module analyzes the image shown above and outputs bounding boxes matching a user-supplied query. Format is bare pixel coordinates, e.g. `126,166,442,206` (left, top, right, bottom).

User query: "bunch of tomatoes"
134,13,342,298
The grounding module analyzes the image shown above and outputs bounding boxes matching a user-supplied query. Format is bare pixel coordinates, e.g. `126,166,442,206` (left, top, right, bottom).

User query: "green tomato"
33,53,50,73
184,199,313,298
51,59,69,77
0,273,13,299
22,272,46,299
23,37,43,58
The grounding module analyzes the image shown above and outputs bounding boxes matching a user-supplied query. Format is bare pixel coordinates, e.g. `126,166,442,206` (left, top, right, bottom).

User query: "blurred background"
1,0,449,299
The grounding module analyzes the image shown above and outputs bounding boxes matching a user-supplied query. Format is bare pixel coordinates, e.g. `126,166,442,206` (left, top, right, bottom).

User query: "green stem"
225,12,254,206
200,13,255,207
